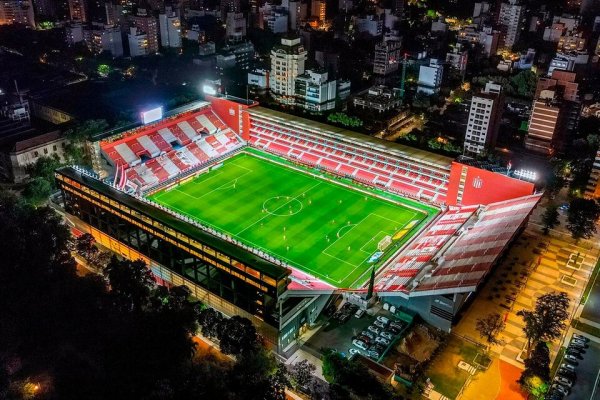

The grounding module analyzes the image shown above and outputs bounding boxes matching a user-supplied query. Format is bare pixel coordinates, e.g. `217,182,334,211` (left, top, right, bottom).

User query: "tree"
198,307,224,338
541,204,560,235
74,233,110,270
509,70,537,98
64,119,109,165
216,315,259,355
519,374,549,400
517,292,570,355
520,341,551,384
269,363,291,400
475,312,505,348
103,257,156,312
567,198,600,240
22,177,53,205
290,359,316,392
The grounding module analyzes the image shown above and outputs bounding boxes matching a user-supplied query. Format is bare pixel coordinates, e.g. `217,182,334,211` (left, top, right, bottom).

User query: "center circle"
263,196,303,216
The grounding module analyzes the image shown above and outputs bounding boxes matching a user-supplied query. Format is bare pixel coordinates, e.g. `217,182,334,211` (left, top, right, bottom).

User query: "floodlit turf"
148,151,433,288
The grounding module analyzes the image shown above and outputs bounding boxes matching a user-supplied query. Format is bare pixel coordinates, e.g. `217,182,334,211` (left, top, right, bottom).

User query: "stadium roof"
374,193,542,296
58,167,291,282
247,107,453,171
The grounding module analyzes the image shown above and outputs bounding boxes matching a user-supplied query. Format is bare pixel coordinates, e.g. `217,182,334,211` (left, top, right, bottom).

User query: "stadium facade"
56,97,541,354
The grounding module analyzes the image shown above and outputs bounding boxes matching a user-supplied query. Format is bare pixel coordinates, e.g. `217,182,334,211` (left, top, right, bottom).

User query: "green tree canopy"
567,198,600,240
517,292,570,354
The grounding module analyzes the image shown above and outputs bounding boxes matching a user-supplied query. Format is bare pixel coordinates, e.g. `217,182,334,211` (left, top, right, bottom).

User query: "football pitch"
148,151,433,288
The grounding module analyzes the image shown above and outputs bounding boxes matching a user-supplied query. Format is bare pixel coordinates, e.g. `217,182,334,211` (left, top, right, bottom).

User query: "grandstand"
56,97,541,351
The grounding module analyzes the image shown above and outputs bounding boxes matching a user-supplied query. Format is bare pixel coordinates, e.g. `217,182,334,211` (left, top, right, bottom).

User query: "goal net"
378,235,392,251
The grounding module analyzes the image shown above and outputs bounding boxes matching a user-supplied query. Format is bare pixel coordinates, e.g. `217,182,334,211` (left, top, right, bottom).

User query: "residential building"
0,0,35,26
294,69,337,111
394,0,403,17
446,44,468,75
310,0,325,21
585,150,600,199
464,82,504,155
458,25,499,57
225,12,246,39
417,59,443,95
498,0,523,49
248,69,269,93
220,40,255,70
159,7,182,48
373,40,401,76
130,9,159,54
84,23,124,57
66,22,85,44
352,85,401,113
473,1,491,17
525,71,580,155
128,26,149,57
269,37,307,102
68,0,86,21
262,5,288,33
354,15,383,37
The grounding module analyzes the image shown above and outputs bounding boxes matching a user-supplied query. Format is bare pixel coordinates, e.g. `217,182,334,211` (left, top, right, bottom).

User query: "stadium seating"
247,119,450,203
374,194,541,293
101,107,245,191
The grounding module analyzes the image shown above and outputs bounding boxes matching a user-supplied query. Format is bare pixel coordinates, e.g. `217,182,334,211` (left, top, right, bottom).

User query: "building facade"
159,8,182,48
269,37,307,103
373,40,401,76
417,59,443,95
464,82,504,156
498,0,523,49
294,69,337,111
130,10,159,54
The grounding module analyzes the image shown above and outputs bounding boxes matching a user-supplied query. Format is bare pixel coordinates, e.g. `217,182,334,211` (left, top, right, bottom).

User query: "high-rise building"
417,59,443,95
68,0,86,21
373,40,401,76
84,23,123,56
294,69,337,111
0,0,35,26
130,9,159,54
159,7,181,48
498,0,523,49
269,37,307,103
128,26,149,57
525,71,579,155
225,12,246,40
310,0,324,21
464,82,504,156
585,150,600,198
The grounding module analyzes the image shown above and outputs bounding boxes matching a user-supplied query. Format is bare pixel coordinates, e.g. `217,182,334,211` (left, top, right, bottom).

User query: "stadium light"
202,85,217,96
140,107,163,124
513,169,537,182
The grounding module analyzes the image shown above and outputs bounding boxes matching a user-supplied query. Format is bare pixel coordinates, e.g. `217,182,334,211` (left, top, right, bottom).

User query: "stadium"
56,96,541,353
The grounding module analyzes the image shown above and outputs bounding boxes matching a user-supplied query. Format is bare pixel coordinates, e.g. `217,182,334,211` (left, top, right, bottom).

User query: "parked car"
550,384,569,396
354,309,365,318
568,341,586,351
375,336,390,346
374,320,387,329
387,326,401,335
380,331,394,340
545,390,564,400
390,320,406,330
352,339,368,351
572,333,589,342
563,354,579,364
376,316,390,325
560,363,576,372
554,376,573,388
367,349,380,359
360,334,374,343
348,348,360,357
566,349,584,359
557,368,576,380
361,330,375,340
571,338,589,347
368,325,381,335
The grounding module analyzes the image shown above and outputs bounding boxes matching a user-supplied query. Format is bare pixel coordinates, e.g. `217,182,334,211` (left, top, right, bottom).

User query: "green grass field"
148,151,432,288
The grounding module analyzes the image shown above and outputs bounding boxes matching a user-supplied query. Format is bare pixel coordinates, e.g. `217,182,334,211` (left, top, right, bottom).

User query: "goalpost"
377,235,392,251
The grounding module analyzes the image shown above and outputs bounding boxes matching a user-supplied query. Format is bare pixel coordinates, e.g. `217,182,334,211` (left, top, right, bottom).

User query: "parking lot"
549,334,600,400
305,303,409,361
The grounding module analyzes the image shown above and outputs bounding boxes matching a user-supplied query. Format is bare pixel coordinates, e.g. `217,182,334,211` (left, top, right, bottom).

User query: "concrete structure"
373,40,401,76
458,25,500,57
354,14,383,37
294,69,336,112
464,82,504,156
353,85,401,113
446,44,468,75
84,24,124,57
263,6,288,33
66,22,84,44
128,27,149,57
220,40,255,70
269,37,307,103
68,0,86,21
130,9,159,54
525,71,579,155
225,12,246,40
417,59,443,95
585,150,600,199
473,1,491,17
498,0,523,49
159,8,182,48
248,69,269,92
310,0,325,21
0,0,35,26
